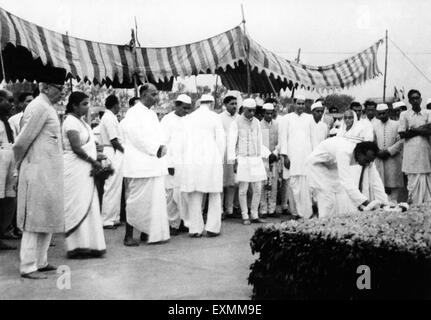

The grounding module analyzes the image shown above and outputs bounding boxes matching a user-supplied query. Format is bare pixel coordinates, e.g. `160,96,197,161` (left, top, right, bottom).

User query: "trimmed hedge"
249,204,431,299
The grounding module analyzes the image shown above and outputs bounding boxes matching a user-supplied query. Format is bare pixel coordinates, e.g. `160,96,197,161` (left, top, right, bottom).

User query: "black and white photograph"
0,0,431,305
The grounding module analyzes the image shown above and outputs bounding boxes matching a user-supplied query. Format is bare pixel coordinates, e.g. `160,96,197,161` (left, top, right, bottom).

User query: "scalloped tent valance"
0,6,383,93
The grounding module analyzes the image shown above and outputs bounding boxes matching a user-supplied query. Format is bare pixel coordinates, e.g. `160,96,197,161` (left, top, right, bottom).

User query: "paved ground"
0,217,280,300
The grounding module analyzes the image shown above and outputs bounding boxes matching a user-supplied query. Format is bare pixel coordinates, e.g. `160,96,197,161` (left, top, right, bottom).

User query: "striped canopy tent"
0,6,383,93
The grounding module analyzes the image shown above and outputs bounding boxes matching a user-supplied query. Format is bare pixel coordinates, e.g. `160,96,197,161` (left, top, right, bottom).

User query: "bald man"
122,83,170,245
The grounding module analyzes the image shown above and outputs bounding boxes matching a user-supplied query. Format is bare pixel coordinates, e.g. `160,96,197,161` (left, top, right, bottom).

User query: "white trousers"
407,173,431,205
101,147,123,226
221,186,236,214
20,231,52,274
166,187,189,229
289,175,312,218
187,192,221,234
238,181,261,220
260,161,278,214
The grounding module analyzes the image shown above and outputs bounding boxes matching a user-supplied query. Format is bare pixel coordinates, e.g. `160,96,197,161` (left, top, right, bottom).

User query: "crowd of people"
1,74,431,279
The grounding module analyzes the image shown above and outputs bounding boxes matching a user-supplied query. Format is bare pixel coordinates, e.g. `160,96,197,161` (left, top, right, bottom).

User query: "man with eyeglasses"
398,89,431,204
279,95,314,219
13,70,66,279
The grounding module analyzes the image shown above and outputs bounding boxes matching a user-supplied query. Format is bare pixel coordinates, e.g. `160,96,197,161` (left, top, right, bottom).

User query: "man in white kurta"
259,103,279,217
398,89,431,204
8,92,33,139
219,95,238,219
349,102,374,142
161,94,191,234
373,104,404,202
99,94,124,228
180,94,225,237
306,137,388,218
279,95,314,219
228,98,267,224
122,84,169,245
311,101,329,149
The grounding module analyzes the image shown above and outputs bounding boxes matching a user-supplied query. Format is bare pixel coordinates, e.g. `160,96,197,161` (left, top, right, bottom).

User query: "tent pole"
290,48,301,98
0,49,6,83
134,16,149,84
264,71,278,96
241,4,251,95
383,30,388,103
131,29,139,97
214,73,219,109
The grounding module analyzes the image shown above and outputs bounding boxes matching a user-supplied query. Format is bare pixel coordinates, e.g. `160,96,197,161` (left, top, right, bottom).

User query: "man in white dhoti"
99,95,124,229
161,94,191,235
279,95,313,219
228,98,266,225
219,94,238,219
180,94,225,237
398,89,431,204
13,71,66,279
122,83,169,246
8,92,33,139
259,103,280,217
373,104,404,202
306,138,388,218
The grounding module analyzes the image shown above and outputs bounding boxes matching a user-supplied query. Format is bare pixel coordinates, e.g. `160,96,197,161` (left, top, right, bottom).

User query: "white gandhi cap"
176,94,191,104
242,98,257,109
376,103,388,111
311,101,323,111
262,103,274,110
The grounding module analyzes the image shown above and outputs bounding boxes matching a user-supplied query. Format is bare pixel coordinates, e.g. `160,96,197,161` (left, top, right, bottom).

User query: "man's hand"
377,150,390,160
283,155,290,170
91,160,103,171
97,153,107,161
157,145,167,158
233,160,238,174
403,130,420,140
168,167,175,176
363,200,381,211
12,175,18,192
268,153,278,164
96,143,104,153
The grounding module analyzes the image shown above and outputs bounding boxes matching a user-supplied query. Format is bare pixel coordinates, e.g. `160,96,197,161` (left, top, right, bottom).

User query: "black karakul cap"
36,65,67,85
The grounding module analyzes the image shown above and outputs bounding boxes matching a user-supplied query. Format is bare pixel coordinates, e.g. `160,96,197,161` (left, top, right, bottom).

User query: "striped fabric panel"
0,6,382,90
134,26,245,81
248,37,383,90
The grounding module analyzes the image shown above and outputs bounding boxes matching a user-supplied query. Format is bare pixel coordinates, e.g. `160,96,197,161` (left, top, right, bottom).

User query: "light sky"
1,0,431,103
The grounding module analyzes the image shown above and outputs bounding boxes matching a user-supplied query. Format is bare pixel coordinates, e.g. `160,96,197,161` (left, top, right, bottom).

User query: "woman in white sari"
62,92,106,259
337,109,359,140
